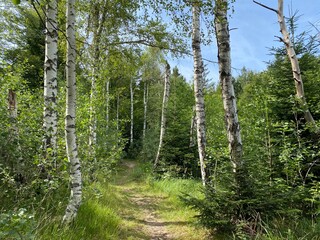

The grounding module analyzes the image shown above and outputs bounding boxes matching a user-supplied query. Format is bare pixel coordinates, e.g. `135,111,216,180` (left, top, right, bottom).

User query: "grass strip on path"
37,160,210,240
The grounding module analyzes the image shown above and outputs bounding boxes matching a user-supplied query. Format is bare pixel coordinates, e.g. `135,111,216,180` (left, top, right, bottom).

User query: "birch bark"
106,80,110,131
192,2,208,186
189,105,196,148
8,89,18,136
130,78,134,146
43,0,58,164
214,0,243,174
154,62,170,168
88,2,108,161
143,81,148,140
116,93,120,132
63,0,82,224
8,89,23,179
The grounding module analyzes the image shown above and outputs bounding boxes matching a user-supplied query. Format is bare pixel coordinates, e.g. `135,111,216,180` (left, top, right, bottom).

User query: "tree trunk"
88,2,108,161
154,62,170,168
214,0,243,178
63,0,82,224
192,2,208,186
88,43,98,162
106,80,110,131
189,105,196,147
116,92,120,132
130,78,134,146
8,89,23,181
43,0,58,166
89,70,97,161
277,0,315,124
8,89,18,135
143,81,148,140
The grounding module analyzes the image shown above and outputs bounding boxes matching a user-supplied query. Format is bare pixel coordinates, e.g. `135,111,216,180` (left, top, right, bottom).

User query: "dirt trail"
126,189,171,240
114,160,210,240
116,161,173,240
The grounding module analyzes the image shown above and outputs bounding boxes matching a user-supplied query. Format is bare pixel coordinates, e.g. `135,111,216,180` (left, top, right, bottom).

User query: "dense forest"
1,0,320,239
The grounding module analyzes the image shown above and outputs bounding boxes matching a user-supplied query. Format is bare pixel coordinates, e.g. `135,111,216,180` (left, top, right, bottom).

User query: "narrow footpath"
113,161,209,240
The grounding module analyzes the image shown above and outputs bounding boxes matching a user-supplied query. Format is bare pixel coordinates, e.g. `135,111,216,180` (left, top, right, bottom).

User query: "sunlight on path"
113,161,206,240
124,188,172,240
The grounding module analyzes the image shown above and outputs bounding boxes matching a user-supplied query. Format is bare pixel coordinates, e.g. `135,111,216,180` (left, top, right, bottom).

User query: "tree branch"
253,0,278,14
106,39,219,65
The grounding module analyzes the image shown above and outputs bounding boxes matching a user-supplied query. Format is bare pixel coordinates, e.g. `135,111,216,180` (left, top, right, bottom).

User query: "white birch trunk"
116,93,120,132
89,67,97,160
143,81,148,140
106,80,110,131
63,0,82,224
189,105,196,147
8,89,18,135
88,4,107,161
214,0,243,174
8,89,23,175
130,78,134,146
277,0,315,124
154,63,171,168
43,0,58,164
192,3,208,186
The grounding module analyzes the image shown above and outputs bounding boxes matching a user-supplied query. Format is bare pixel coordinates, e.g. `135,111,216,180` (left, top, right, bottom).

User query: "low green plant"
0,208,35,240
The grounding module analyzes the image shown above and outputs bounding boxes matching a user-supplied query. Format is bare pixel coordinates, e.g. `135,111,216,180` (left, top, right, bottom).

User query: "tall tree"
106,79,110,131
253,0,316,126
88,1,107,162
189,106,196,147
43,0,58,165
192,1,208,186
154,62,170,168
215,0,243,174
130,77,134,146
8,89,23,179
63,0,82,224
143,80,148,141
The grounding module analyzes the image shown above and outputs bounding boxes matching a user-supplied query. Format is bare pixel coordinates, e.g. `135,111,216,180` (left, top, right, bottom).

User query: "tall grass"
35,161,209,240
35,183,124,240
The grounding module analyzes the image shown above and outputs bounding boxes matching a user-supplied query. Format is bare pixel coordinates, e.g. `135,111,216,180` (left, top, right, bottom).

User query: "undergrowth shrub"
0,208,35,240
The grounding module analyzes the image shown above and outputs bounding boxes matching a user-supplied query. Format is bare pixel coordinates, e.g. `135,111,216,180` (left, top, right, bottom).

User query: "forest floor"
111,160,210,240
38,160,210,239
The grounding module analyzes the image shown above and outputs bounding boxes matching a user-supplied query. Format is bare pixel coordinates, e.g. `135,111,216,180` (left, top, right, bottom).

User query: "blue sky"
169,0,320,84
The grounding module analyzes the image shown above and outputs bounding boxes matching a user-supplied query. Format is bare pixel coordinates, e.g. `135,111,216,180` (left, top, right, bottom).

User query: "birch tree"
116,92,120,132
143,81,149,140
8,89,18,137
106,80,110,131
253,0,316,126
192,2,208,186
154,62,170,168
63,0,82,224
130,78,134,146
189,105,196,147
43,0,58,165
88,0,108,162
8,89,23,181
214,0,243,175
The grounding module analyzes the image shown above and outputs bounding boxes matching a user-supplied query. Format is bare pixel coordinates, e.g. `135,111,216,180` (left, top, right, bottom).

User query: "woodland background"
1,0,320,239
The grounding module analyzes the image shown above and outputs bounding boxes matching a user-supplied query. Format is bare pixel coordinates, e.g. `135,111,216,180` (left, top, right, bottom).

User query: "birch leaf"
12,0,20,5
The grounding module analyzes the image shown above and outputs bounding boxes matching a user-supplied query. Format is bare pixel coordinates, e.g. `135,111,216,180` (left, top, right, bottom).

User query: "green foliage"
157,67,197,176
0,5,45,89
0,208,35,239
186,24,320,236
12,0,20,5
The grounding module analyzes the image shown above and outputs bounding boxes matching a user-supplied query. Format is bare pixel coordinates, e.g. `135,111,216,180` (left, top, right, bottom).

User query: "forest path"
112,160,208,240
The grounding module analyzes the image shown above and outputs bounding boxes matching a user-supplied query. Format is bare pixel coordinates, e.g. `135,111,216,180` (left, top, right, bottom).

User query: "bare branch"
253,0,278,14
274,35,284,43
